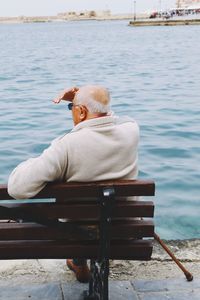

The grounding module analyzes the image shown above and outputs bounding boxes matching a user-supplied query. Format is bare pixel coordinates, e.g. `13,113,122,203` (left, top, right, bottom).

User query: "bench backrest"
0,180,155,260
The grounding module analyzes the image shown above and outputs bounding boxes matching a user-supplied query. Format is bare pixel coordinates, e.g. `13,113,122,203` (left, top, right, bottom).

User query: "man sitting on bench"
8,85,140,283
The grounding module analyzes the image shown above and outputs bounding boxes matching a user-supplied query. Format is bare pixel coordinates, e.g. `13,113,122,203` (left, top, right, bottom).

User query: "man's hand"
53,87,79,104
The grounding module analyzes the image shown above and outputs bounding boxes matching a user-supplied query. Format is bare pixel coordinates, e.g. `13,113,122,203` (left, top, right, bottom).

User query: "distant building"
57,10,111,19
176,0,200,8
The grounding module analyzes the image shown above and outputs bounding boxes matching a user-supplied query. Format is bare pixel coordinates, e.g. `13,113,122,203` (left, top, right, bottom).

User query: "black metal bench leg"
83,187,115,300
84,188,115,300
102,259,109,299
83,258,109,300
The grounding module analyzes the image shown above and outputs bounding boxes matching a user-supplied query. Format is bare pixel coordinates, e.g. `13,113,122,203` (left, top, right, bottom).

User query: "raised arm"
53,87,79,104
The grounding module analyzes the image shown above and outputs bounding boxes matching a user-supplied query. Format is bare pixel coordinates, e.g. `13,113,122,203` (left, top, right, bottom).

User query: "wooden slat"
0,201,154,220
114,201,154,218
111,220,154,239
0,223,98,241
0,180,155,201
0,185,13,200
0,240,153,260
0,220,154,240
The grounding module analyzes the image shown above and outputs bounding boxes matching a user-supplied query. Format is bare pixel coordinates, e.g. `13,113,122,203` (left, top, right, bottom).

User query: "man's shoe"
66,259,90,283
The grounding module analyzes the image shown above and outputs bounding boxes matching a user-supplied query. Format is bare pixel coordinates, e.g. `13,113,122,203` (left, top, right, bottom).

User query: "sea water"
0,20,199,239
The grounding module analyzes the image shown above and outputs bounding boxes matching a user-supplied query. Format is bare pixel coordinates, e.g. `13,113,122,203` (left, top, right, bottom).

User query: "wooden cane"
154,233,193,281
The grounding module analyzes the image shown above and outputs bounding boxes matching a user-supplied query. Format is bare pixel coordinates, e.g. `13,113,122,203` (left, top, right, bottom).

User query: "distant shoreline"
0,14,135,24
2,15,200,26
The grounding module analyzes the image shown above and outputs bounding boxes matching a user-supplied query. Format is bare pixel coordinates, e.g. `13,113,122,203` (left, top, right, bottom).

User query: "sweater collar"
72,115,117,132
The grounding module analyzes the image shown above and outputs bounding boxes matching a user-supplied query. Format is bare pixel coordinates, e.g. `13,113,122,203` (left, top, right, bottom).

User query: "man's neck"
85,112,108,120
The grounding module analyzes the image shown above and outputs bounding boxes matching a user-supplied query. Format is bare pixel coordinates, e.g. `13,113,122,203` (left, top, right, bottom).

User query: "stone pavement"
0,278,199,300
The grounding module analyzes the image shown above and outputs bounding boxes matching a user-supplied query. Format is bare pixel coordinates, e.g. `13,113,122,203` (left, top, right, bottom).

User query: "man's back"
65,116,139,182
8,115,139,199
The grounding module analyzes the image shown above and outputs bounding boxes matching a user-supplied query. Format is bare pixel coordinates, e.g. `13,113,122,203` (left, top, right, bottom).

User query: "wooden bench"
0,180,155,300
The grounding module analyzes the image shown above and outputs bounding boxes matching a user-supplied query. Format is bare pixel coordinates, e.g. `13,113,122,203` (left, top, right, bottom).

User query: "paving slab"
132,278,200,300
0,282,63,300
61,281,139,300
132,278,200,292
138,290,200,300
109,281,138,300
61,282,87,300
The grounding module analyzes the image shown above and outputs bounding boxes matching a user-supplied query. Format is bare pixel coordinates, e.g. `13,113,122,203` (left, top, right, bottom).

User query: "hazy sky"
0,0,176,17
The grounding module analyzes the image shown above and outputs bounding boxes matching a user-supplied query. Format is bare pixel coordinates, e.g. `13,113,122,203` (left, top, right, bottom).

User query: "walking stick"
154,233,193,281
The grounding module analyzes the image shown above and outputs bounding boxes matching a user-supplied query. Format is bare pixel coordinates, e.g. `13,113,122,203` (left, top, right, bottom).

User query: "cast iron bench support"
84,187,115,300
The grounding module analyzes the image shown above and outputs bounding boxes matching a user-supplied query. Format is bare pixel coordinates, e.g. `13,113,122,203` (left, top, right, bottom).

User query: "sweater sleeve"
8,138,68,199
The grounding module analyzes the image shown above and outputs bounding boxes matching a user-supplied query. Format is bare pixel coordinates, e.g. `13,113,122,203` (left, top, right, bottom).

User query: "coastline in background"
0,11,143,24
1,5,200,25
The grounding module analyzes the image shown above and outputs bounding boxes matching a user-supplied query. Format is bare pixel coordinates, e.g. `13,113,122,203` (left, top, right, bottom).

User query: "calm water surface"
0,20,199,239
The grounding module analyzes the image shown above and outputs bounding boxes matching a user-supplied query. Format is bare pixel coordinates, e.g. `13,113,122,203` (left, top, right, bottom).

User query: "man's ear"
79,106,87,121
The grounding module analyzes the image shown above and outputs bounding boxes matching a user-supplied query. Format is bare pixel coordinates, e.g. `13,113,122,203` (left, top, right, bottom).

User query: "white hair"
74,86,111,114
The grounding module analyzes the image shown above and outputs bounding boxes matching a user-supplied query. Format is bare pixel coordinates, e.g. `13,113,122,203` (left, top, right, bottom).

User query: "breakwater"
130,18,200,26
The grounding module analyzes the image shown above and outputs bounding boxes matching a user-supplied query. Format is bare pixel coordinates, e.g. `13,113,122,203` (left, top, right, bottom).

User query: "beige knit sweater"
8,115,139,199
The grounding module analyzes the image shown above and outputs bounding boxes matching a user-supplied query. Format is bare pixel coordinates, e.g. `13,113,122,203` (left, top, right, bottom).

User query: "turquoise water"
0,20,199,239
